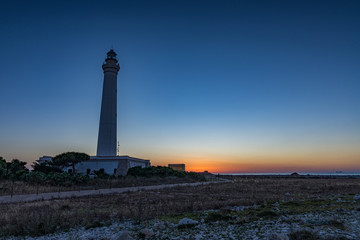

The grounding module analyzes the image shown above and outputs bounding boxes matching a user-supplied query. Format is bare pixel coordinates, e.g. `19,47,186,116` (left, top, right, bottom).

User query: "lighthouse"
96,49,120,156
36,50,150,176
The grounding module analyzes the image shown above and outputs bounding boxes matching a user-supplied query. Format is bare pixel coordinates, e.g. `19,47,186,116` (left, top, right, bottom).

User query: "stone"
112,231,134,240
139,228,154,239
153,221,165,230
354,195,360,201
274,206,280,212
178,218,199,226
177,218,199,229
336,198,344,202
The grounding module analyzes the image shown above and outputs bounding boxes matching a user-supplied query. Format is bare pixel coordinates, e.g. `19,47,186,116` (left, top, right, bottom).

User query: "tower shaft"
96,50,120,156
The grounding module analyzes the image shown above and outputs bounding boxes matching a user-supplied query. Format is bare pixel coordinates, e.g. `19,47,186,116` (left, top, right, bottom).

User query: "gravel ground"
4,195,360,240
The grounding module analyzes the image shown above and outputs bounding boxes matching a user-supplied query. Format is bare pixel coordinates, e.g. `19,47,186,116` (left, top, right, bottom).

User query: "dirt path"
0,180,228,204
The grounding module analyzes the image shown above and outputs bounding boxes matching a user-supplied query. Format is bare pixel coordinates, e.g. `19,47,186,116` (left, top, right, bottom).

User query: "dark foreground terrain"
1,177,360,239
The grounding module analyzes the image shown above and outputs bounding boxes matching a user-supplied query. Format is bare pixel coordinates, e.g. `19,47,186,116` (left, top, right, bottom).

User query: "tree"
7,159,29,179
32,161,63,174
0,157,6,178
24,171,47,194
52,152,89,174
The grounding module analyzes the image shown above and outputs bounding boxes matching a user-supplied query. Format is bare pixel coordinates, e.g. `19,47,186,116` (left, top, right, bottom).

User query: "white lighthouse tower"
41,50,151,176
96,49,120,156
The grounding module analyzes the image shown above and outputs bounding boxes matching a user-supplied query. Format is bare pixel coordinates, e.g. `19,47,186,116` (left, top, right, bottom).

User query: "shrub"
93,170,112,179
127,166,205,181
0,157,6,178
73,173,90,184
205,212,232,223
257,210,279,218
21,172,47,184
46,172,73,186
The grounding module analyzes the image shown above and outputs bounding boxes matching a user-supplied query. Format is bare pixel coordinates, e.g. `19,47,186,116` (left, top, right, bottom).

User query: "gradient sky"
0,0,359,173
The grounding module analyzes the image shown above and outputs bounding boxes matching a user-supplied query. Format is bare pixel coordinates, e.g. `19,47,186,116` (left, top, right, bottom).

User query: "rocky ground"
4,194,360,240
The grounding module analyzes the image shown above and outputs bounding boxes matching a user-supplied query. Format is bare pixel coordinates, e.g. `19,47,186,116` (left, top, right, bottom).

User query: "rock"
336,198,344,202
178,218,199,226
177,218,199,229
139,228,154,239
112,231,134,240
160,234,168,239
195,234,204,240
153,221,165,230
285,192,291,196
80,233,93,239
266,233,289,240
354,195,360,201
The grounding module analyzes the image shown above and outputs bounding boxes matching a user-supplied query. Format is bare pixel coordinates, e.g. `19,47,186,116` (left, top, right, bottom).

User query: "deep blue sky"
0,0,359,172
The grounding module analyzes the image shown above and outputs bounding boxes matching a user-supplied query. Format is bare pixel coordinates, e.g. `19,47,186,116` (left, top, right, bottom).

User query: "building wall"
76,160,119,175
36,155,150,176
76,157,150,176
129,160,147,168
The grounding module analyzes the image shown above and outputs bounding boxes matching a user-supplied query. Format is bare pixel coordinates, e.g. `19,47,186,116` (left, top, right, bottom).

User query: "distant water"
218,172,360,176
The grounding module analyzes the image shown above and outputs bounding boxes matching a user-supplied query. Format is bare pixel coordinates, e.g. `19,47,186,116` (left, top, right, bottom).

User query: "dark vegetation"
1,177,360,236
0,155,206,196
128,166,205,181
52,152,89,174
0,154,89,195
0,153,89,185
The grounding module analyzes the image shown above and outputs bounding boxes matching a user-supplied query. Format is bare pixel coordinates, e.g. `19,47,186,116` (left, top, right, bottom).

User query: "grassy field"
0,177,359,236
0,175,204,196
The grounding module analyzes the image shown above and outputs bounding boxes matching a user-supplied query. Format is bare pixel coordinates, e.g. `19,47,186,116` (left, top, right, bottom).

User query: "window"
114,168,117,174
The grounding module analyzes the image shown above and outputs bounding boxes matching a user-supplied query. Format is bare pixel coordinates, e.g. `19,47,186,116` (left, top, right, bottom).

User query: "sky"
0,0,359,173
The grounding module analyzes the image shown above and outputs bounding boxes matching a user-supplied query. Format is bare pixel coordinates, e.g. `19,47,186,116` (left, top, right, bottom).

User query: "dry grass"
1,177,359,236
0,176,201,196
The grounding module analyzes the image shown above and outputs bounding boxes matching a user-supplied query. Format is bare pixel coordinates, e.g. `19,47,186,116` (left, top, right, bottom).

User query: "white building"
37,156,53,164
36,155,150,176
78,156,150,176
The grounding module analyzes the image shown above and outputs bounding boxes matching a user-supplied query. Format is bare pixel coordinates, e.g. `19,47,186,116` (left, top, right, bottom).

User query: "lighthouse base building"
76,156,150,176
38,155,150,176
